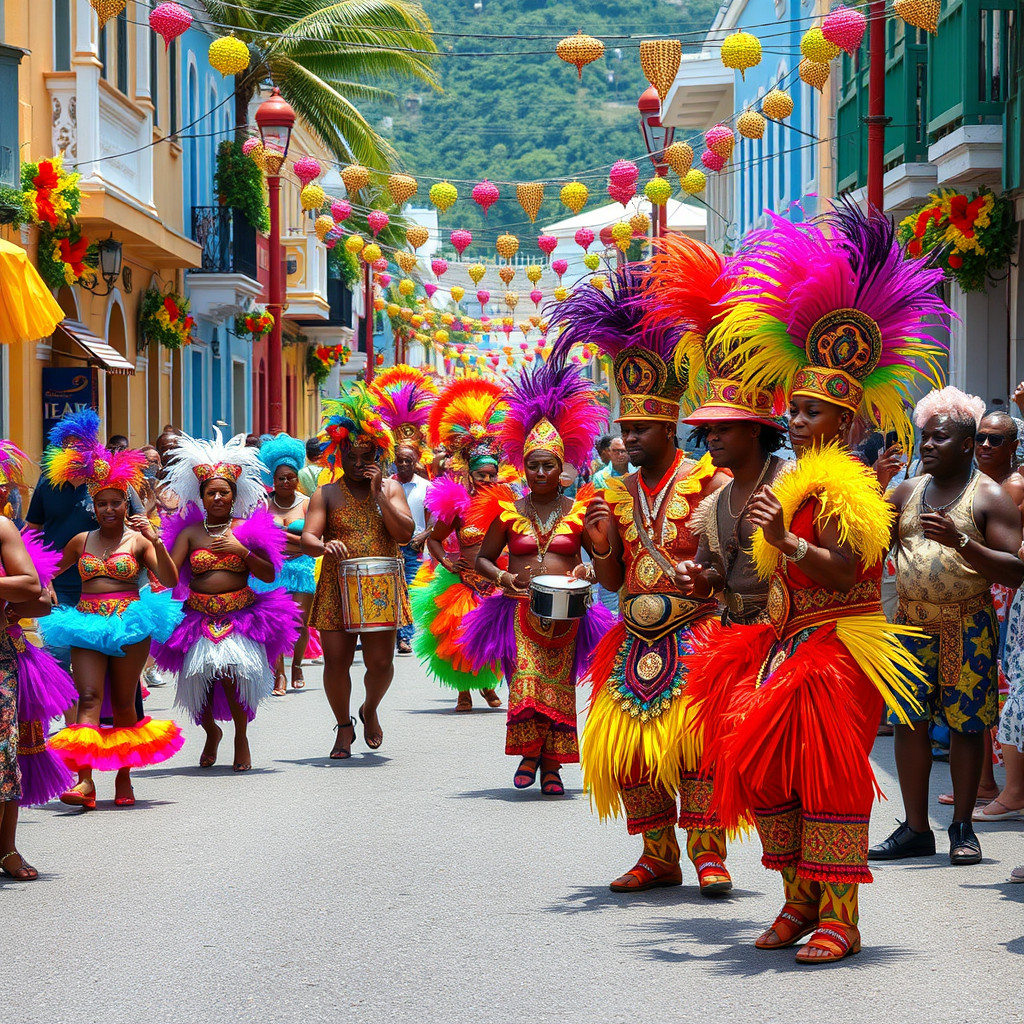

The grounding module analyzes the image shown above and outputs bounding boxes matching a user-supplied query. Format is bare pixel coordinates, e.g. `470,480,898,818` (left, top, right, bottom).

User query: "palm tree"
200,0,439,169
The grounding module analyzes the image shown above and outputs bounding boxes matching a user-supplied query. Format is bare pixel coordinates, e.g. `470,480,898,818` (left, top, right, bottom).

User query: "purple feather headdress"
370,365,438,456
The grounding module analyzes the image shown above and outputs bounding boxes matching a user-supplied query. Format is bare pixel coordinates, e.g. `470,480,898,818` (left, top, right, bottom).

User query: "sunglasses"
976,433,1010,448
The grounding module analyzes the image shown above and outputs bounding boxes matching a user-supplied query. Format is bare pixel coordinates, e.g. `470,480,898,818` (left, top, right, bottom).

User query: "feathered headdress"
0,440,27,488
549,263,687,423
259,433,307,486
501,351,607,472
42,408,144,496
370,364,438,459
319,381,396,469
710,203,949,447
427,378,507,473
163,427,268,516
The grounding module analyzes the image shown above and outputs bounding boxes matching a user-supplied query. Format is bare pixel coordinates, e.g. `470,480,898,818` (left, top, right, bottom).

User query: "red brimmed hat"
683,377,784,430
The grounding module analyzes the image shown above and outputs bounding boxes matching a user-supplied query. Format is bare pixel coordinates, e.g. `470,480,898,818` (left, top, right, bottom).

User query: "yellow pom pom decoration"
639,39,682,101
893,0,940,34
517,183,545,223
720,31,762,79
553,286,569,302
644,177,673,206
429,181,458,214
629,212,651,236
560,181,589,215
434,329,449,344
209,33,250,77
504,291,519,310
762,89,794,121
801,27,840,63
90,0,127,29
300,184,325,213
361,243,382,264
395,251,418,274
610,221,633,253
398,278,415,297
591,275,607,291
495,234,520,261
525,264,542,285
468,264,486,286
583,253,600,271
681,169,707,195
314,215,334,241
450,285,465,303
344,235,364,254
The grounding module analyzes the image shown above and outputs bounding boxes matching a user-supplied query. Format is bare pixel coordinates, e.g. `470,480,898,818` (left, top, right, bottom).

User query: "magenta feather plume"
425,476,471,525
20,529,61,589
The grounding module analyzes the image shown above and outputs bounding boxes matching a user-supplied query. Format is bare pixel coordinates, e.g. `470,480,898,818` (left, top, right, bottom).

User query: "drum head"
531,574,591,592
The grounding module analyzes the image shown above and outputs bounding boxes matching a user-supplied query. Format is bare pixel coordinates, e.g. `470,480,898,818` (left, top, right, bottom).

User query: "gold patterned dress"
310,481,412,632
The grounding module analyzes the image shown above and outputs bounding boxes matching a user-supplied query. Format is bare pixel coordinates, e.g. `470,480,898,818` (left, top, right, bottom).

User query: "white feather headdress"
162,428,268,516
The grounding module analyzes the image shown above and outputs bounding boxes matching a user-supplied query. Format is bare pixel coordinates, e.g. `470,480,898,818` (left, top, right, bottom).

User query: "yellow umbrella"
0,238,65,343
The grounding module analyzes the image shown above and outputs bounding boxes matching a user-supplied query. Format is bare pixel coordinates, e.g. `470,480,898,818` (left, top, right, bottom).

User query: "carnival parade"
3,1,1024,1021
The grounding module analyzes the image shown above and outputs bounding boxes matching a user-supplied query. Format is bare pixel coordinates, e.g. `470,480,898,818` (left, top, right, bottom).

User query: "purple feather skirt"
153,586,301,725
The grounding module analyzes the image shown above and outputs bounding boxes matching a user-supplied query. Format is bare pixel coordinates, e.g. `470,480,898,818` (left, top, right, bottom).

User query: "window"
150,31,159,126
53,0,71,71
169,40,179,135
99,24,108,80
116,9,128,94
0,45,22,187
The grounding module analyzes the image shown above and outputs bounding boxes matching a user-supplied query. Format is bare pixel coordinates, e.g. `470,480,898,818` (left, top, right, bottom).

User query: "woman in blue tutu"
40,411,183,809
252,433,314,694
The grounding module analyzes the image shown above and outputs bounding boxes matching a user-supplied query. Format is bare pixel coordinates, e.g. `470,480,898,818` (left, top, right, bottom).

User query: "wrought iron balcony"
190,206,258,280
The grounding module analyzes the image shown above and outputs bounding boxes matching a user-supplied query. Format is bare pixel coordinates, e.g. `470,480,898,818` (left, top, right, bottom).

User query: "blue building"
663,0,826,251
176,18,259,438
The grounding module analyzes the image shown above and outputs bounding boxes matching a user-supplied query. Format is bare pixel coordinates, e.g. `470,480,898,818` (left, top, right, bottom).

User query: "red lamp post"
638,86,674,239
255,87,295,435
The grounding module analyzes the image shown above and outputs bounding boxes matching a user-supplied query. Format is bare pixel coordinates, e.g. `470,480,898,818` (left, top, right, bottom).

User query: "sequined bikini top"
189,548,248,574
79,551,140,582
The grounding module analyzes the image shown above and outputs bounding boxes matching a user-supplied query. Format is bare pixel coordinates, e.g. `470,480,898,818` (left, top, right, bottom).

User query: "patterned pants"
0,648,21,803
620,767,716,835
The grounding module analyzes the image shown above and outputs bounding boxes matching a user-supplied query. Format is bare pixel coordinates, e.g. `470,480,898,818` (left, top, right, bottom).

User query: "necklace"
922,469,976,514
271,493,303,511
526,496,565,564
638,456,683,544
726,456,775,520
98,528,127,560
204,514,231,536
722,457,776,587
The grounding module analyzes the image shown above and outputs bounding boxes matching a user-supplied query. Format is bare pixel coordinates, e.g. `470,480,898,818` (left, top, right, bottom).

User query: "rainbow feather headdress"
370,364,438,458
711,203,949,447
0,440,27,488
319,382,396,469
501,351,607,473
163,427,268,516
43,409,144,497
550,263,687,424
427,378,507,474
259,433,307,487
644,234,783,429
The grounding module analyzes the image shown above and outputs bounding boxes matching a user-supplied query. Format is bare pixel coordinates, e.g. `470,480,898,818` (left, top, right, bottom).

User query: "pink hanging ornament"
150,3,192,50
367,210,390,237
450,229,473,257
530,289,543,307
477,290,491,306
551,259,568,280
701,149,728,172
822,4,867,55
293,156,322,187
575,227,595,252
537,235,558,257
472,180,500,217
377,272,391,286
241,136,261,158
431,258,449,278
372,258,388,273
705,124,736,159
608,159,639,207
424,283,438,298
331,199,351,223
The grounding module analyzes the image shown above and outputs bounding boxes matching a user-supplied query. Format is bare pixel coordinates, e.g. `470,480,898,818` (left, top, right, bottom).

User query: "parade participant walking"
369,366,438,658
686,205,948,963
303,385,414,758
251,433,315,694
465,356,610,793
870,388,1023,865
546,261,730,884
40,411,183,809
415,378,507,711
154,429,298,772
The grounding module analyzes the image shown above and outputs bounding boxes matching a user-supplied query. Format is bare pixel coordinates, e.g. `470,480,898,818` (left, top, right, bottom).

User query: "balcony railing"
190,206,258,280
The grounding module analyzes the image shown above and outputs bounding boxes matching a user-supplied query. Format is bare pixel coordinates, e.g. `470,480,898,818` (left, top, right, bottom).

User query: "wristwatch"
957,531,970,549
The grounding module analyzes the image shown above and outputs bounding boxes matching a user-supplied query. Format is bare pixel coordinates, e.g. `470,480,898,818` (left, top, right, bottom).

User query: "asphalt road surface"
8,652,1023,1024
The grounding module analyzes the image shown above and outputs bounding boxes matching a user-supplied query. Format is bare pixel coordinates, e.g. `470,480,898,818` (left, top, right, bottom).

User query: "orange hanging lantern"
556,31,605,79
799,58,831,92
629,212,650,236
737,109,767,139
340,164,370,195
395,251,418,274
387,173,418,207
639,40,682,101
665,141,694,177
517,182,545,223
762,89,794,122
495,234,519,261
499,266,516,286
90,0,127,29
405,225,430,250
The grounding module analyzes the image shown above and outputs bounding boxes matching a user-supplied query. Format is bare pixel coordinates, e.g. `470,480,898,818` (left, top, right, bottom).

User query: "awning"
56,319,135,375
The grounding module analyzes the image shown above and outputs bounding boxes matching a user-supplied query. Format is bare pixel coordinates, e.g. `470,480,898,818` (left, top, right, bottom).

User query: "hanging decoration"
504,291,519,310
395,251,418,274
406,225,430,250
608,159,639,206
639,39,682,101
398,278,415,297
530,290,544,308
799,58,831,92
468,263,486,285
450,229,473,256
556,31,605,79
242,137,266,171
705,124,735,159
762,88,794,121
430,181,458,213
525,265,543,285
560,181,589,215
701,149,727,173
431,258,449,278
553,286,569,302
537,235,558,257
140,289,194,350
424,284,438,298
583,253,601,271
495,233,519,260
893,0,940,34
90,0,127,29
800,27,841,63
590,275,607,291
300,183,325,212
150,3,192,49
340,164,370,195
344,235,364,255
477,290,491,306
331,199,351,223
209,33,250,77
665,141,694,178
499,266,516,285
822,5,867,55
517,183,545,223
644,177,673,206
450,285,465,303
362,243,383,265
36,223,96,290
22,156,81,230
574,227,595,252
737,109,767,139
551,259,568,281
629,212,651,236
233,307,273,341
610,222,633,253
387,173,418,207
314,214,334,241
294,156,323,187
720,31,762,79
681,169,707,195
367,210,390,236
472,180,500,217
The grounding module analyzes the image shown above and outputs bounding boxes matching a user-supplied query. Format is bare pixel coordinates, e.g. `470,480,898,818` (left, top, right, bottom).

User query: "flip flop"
973,800,1024,822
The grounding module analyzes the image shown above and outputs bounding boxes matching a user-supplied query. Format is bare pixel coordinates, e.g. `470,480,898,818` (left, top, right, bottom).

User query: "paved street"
8,653,1023,1024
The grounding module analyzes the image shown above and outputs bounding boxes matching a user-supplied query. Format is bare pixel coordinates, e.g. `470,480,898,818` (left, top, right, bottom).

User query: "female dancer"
154,430,300,772
41,411,183,809
303,385,414,759
252,433,314,694
414,378,507,711
686,206,948,962
466,357,611,795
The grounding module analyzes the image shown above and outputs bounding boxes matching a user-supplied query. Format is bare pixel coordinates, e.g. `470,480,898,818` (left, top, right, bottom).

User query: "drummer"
303,386,414,759
464,357,612,796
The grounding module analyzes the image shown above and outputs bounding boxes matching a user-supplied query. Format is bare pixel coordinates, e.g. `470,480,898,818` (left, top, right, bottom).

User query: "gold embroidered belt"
622,592,717,642
18,720,46,756
768,573,882,640
723,590,770,626
898,591,994,691
77,592,138,616
187,587,255,615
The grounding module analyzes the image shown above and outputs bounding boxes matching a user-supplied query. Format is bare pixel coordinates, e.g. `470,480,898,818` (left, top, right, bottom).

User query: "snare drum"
338,557,403,633
529,574,593,621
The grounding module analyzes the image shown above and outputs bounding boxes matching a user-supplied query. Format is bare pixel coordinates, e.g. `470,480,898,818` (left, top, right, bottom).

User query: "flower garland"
898,187,1015,293
233,307,274,340
21,156,81,230
36,222,98,290
140,288,195,349
307,343,351,385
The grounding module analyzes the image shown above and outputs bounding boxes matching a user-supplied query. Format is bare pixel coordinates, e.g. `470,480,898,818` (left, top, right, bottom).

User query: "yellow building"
1,0,200,463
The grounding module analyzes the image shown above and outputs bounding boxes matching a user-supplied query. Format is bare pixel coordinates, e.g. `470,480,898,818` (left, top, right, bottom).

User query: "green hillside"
370,0,718,255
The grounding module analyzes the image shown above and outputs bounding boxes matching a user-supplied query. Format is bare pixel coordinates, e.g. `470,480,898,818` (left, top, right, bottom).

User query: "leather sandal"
540,769,565,796
513,756,540,789
755,904,819,950
609,855,683,893
0,850,38,881
794,924,861,964
694,856,733,896
330,717,356,759
455,691,473,712
480,688,503,708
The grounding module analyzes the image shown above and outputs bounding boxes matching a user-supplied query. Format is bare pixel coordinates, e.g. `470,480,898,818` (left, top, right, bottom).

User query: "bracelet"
593,546,612,560
496,570,511,588
784,537,808,562
241,548,252,561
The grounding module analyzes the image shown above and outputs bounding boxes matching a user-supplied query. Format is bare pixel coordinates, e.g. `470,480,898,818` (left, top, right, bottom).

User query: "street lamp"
638,86,674,239
255,87,296,435
81,234,123,297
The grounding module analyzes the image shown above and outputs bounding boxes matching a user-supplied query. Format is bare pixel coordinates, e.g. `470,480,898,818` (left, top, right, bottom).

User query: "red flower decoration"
59,235,89,275
948,254,964,269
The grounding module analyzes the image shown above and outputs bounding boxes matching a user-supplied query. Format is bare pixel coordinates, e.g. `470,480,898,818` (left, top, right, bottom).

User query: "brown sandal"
1,850,39,881
795,924,861,964
609,855,683,892
755,904,819,950
330,718,356,759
